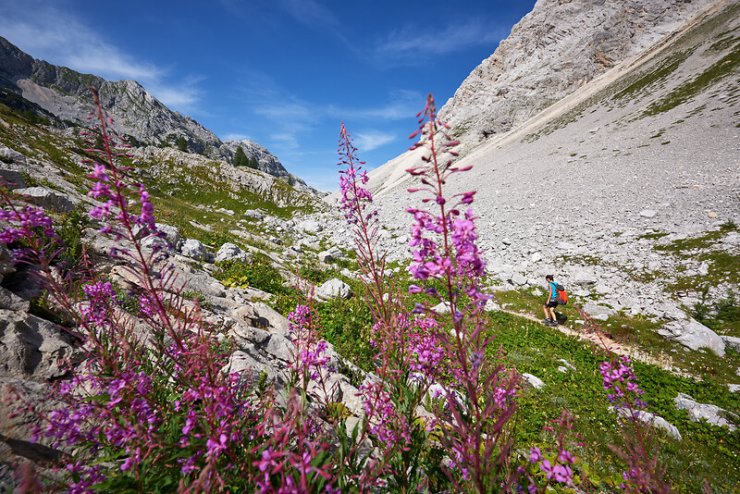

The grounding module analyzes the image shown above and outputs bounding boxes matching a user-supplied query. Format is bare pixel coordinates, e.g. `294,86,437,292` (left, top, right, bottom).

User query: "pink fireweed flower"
337,122,375,225
136,184,155,231
81,281,116,327
288,304,330,383
0,206,56,244
529,447,542,464
599,356,645,407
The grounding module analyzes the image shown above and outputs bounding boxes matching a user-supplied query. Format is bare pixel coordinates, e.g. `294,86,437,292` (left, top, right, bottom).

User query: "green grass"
214,255,289,296
612,51,688,102
692,291,740,338
636,231,669,241
651,223,739,306
655,222,737,254
486,311,739,493
493,288,740,385
644,48,740,116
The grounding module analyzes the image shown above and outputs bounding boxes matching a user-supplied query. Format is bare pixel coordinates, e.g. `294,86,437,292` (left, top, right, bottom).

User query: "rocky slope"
0,99,347,487
326,0,739,358
222,138,297,181
0,36,307,185
440,0,718,154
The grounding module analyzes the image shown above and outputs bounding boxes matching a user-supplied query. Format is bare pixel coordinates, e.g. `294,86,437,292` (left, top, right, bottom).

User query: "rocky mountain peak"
439,0,717,153
0,35,306,185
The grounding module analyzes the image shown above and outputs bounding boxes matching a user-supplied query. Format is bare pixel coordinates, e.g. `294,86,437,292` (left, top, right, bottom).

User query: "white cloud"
276,0,339,29
354,131,395,152
327,89,424,122
221,133,250,142
375,19,506,64
255,101,312,121
270,132,300,150
0,0,202,113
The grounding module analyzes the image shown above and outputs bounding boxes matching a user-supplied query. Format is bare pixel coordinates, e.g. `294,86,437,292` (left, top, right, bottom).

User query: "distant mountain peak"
0,35,305,185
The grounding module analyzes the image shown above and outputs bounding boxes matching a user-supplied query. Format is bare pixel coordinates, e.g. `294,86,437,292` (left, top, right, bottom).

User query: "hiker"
543,274,559,326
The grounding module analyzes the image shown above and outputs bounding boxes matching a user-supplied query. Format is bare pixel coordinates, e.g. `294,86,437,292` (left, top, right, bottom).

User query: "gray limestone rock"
0,310,77,380
0,146,26,164
570,268,598,287
180,238,207,261
0,169,27,189
319,247,343,264
0,287,30,312
245,209,265,220
156,223,182,249
0,245,14,284
582,302,616,321
316,278,351,301
215,242,249,263
14,187,75,213
657,319,725,356
522,373,545,390
721,336,740,353
674,393,736,430
297,220,323,234
615,408,682,441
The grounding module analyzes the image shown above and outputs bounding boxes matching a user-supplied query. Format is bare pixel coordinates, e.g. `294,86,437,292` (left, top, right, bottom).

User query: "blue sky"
1,0,536,190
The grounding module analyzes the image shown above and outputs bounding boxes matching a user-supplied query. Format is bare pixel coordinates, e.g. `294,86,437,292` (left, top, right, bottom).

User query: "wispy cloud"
275,0,339,30
221,133,251,142
327,89,424,122
374,19,506,65
354,131,395,152
0,0,203,113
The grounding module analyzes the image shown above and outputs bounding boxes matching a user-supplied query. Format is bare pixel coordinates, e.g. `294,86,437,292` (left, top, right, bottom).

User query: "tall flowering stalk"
579,308,671,492
4,89,265,492
600,356,670,493
337,123,435,491
405,94,519,492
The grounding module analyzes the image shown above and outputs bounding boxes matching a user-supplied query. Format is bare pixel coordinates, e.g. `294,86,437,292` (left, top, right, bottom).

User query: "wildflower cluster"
1,88,672,493
600,356,645,408
0,205,56,245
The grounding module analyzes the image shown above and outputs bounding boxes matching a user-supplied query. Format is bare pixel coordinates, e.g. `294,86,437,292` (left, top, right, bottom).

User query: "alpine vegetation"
0,89,686,493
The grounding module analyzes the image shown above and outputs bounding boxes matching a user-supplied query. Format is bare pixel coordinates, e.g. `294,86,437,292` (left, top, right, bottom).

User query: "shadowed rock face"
439,0,716,152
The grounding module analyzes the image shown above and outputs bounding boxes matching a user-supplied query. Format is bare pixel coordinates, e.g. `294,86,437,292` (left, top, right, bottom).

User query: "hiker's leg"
543,305,550,320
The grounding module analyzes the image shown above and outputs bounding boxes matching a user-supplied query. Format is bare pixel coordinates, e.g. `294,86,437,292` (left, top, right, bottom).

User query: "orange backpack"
556,284,568,305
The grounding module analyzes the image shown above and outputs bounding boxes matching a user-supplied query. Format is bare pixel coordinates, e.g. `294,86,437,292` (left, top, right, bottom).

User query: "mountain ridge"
0,35,306,186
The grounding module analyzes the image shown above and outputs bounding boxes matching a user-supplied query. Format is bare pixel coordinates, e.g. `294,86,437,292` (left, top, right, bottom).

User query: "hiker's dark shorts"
545,301,558,308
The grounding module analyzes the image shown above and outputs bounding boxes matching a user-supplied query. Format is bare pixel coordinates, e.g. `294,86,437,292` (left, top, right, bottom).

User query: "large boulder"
0,287,30,312
674,393,736,430
0,246,14,284
582,301,617,322
316,278,351,301
721,336,740,353
14,187,76,213
614,408,682,441
297,220,323,234
657,318,725,356
569,267,598,287
0,169,27,189
155,223,182,249
318,247,343,264
215,242,249,263
0,310,77,380
180,238,207,261
0,146,26,163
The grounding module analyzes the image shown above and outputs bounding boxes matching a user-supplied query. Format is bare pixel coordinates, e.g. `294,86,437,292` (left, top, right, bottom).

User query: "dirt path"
499,307,695,378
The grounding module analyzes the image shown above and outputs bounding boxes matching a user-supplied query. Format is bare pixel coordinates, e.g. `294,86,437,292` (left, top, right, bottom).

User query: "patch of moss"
655,222,737,254
612,51,687,101
644,48,739,116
